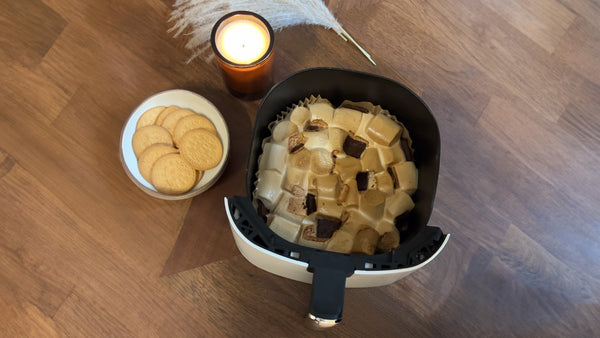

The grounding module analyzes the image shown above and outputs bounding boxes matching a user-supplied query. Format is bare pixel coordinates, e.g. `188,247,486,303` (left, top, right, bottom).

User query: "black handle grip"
307,251,355,326
308,266,348,322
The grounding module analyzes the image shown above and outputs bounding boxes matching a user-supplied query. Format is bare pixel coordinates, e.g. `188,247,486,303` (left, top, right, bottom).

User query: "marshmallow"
289,106,311,128
272,120,299,143
366,113,402,146
391,161,418,195
332,107,363,133
269,214,301,243
308,102,334,123
259,142,287,173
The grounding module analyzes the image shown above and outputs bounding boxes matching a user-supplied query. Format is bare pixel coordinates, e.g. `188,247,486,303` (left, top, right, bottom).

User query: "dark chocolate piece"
401,138,414,161
356,172,369,191
305,193,317,215
343,135,367,158
339,103,369,113
316,217,342,238
256,199,269,223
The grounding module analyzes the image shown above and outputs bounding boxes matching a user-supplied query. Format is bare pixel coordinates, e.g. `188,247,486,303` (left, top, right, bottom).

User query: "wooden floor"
2,0,599,336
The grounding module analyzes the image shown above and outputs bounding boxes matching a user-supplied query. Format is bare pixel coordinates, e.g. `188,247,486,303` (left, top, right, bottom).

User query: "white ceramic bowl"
119,89,230,200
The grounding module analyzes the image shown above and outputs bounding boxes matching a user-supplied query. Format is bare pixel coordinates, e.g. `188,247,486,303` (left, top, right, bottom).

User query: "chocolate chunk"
343,135,367,158
387,167,398,189
356,172,369,191
316,217,342,238
401,138,414,161
305,193,317,215
304,119,328,132
339,103,369,113
256,199,270,223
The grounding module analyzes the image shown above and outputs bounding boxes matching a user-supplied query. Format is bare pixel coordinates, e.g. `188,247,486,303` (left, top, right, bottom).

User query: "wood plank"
481,0,576,53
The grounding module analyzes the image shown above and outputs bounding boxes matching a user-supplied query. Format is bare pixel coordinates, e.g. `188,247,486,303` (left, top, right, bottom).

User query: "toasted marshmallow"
269,214,301,243
377,228,400,252
391,161,418,195
351,227,379,255
374,218,395,235
329,127,348,153
366,113,402,146
355,112,374,140
359,193,385,221
282,167,308,193
259,142,287,173
315,174,341,199
325,230,354,254
304,130,330,151
342,180,359,208
308,102,334,123
360,148,383,172
310,148,334,175
289,106,311,128
298,221,329,249
255,169,283,210
316,197,344,219
375,171,394,195
385,190,415,220
377,141,406,166
332,107,363,133
333,156,362,183
288,148,311,170
272,120,299,143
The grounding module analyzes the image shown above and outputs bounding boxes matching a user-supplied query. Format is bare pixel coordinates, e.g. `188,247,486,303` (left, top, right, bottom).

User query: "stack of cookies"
131,105,223,195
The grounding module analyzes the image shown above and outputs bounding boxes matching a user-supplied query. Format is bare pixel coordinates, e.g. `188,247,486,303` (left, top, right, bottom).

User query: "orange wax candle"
211,11,274,99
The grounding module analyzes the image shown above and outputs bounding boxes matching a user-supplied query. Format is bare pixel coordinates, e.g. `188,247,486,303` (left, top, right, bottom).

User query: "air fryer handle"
307,254,355,329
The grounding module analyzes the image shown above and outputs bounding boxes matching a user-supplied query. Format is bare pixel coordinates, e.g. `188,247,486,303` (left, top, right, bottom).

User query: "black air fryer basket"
228,67,447,326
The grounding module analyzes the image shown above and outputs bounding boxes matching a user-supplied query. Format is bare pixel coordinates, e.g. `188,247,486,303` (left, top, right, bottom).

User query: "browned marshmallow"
308,102,334,123
259,142,287,173
326,230,354,254
288,148,311,170
366,113,402,146
310,149,334,175
329,127,348,153
272,120,299,143
298,221,329,249
289,106,311,127
360,148,383,172
269,214,301,243
332,107,363,133
352,227,380,255
391,161,418,195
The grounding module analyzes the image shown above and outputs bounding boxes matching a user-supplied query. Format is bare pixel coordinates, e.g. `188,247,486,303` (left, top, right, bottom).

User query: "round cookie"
136,106,165,129
150,153,197,194
160,108,195,135
179,129,223,171
154,105,180,126
172,114,217,146
137,144,178,183
132,125,173,158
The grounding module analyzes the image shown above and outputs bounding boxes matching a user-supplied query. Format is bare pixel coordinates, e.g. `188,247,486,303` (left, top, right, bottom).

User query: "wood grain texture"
1,0,599,336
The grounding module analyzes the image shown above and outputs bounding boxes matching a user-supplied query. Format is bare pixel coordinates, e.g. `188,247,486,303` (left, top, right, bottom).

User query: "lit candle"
211,11,274,99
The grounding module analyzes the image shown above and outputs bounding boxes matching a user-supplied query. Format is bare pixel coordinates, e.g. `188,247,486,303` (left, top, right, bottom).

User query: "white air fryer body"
225,198,449,288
